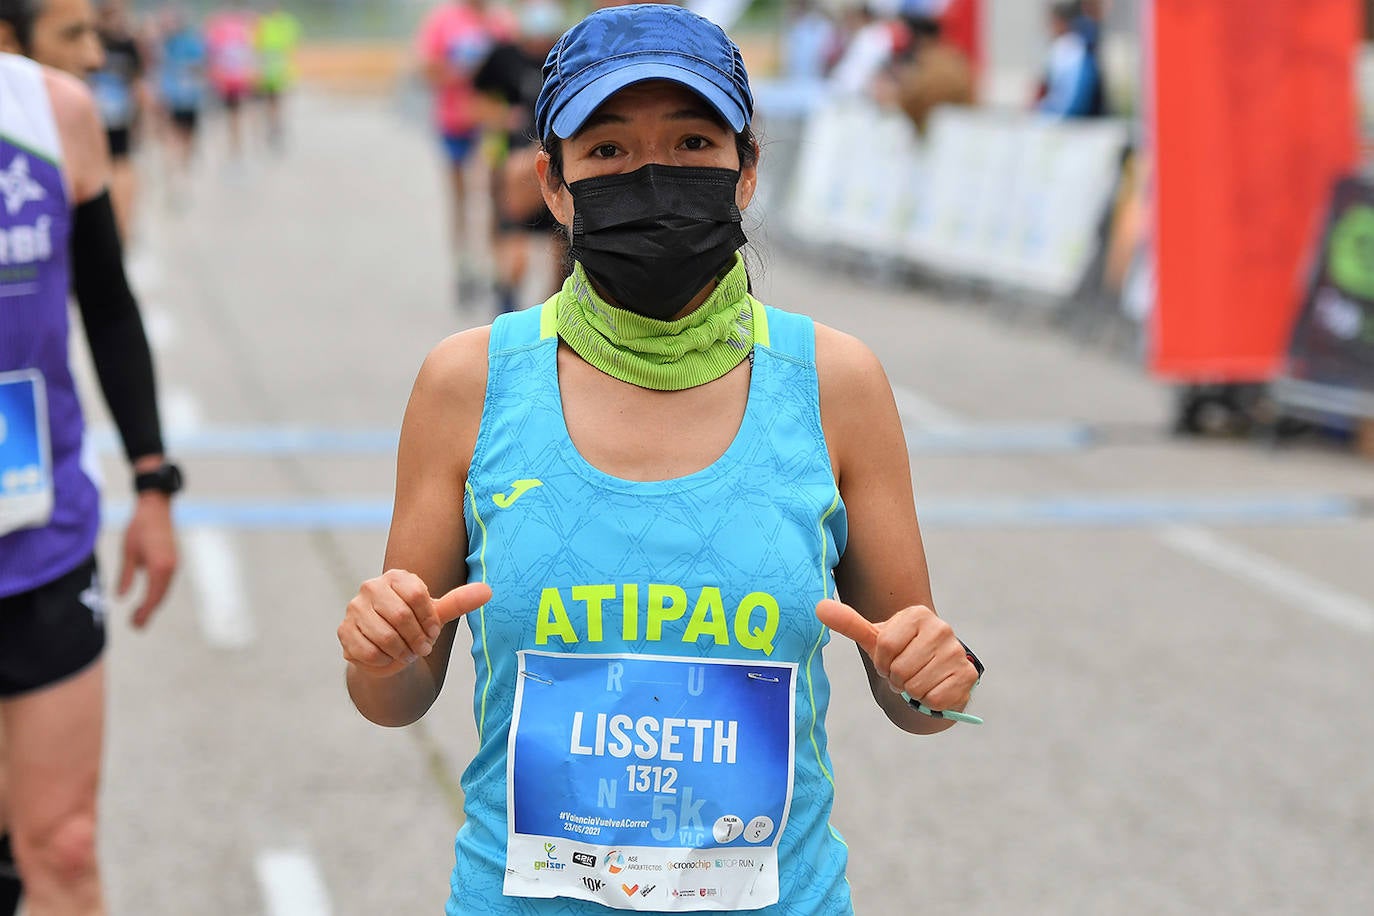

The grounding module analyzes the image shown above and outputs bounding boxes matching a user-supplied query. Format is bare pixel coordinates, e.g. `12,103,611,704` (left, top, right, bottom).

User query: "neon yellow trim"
750,296,770,348
805,487,844,790
539,292,559,340
465,482,494,744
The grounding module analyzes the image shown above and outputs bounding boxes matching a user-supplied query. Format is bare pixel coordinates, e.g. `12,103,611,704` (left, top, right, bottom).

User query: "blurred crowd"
31,0,302,238
779,0,1109,130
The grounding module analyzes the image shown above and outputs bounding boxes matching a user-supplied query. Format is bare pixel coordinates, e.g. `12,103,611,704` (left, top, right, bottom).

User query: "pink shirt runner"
415,1,515,135
206,12,258,95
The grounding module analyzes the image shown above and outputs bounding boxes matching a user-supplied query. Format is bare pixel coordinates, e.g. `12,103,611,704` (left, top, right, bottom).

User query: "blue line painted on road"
88,427,401,456
917,494,1361,528
89,423,1097,457
904,423,1095,454
100,493,1365,532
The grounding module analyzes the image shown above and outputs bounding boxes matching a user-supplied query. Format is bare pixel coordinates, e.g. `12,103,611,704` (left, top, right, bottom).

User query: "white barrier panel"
785,101,1128,299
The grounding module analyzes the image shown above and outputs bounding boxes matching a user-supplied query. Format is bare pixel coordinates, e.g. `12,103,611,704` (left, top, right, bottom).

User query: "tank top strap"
486,296,556,355
755,301,816,367
0,55,63,165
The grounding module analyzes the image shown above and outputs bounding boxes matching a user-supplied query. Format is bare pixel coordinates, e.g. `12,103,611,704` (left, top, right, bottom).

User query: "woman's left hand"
816,598,978,716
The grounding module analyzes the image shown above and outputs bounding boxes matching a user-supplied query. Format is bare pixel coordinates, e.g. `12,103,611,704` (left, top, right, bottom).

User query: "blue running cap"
534,3,754,142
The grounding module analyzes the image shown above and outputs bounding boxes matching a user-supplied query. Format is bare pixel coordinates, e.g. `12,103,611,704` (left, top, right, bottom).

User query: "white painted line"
1157,524,1374,634
124,250,162,293
891,384,964,432
142,305,177,351
256,848,333,916
159,387,202,433
185,527,255,648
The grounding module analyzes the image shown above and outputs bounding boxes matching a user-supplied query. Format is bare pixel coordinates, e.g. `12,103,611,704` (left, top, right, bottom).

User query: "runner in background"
472,0,566,315
415,0,515,303
205,1,257,164
91,0,146,240
155,4,208,207
253,1,300,152
0,24,181,914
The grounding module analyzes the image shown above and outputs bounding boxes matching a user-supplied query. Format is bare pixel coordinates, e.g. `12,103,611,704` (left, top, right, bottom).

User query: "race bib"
506,651,796,911
0,370,53,535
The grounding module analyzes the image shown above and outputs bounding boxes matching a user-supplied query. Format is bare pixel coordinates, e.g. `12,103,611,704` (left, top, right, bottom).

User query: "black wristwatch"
134,462,184,496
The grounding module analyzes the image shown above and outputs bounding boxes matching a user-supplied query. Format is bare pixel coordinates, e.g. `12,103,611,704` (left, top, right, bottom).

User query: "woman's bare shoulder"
813,321,891,397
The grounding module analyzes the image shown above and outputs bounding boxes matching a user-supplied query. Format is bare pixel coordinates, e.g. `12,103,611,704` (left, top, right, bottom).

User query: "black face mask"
568,164,748,321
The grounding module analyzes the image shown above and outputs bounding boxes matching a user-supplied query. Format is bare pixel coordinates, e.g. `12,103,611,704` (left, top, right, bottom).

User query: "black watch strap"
134,462,184,495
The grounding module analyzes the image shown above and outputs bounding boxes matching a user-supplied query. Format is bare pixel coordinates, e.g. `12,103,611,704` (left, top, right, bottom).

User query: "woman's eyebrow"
666,107,720,123
574,111,630,134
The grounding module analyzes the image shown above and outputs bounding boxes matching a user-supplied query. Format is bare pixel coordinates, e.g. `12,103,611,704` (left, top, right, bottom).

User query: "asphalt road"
70,90,1374,915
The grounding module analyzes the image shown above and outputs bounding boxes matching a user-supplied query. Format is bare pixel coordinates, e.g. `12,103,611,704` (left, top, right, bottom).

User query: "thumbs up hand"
339,570,492,678
816,598,981,724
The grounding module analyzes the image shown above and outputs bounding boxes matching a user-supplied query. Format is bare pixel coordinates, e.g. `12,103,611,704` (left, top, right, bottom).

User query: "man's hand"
120,492,178,628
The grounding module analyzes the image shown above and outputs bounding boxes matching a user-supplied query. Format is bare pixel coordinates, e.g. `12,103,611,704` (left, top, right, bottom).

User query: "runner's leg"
3,661,106,915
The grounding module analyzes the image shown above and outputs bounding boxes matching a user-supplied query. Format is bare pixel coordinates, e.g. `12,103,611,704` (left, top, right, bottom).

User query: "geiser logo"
533,841,565,871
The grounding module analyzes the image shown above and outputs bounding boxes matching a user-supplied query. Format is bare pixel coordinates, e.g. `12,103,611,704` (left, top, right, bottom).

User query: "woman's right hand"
338,570,492,678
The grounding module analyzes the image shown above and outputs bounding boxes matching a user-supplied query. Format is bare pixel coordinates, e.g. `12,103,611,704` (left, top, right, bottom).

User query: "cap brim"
549,61,748,140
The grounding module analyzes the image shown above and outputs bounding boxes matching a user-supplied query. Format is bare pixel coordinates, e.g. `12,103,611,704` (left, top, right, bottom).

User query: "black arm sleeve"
70,190,164,462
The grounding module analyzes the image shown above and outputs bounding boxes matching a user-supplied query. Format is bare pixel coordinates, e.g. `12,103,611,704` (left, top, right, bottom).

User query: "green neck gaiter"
555,254,754,391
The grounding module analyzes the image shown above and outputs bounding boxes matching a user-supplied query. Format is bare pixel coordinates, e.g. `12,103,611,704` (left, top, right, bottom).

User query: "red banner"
1150,0,1362,381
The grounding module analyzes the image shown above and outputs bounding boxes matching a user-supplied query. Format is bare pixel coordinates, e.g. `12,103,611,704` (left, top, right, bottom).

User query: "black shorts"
170,108,199,132
219,88,247,110
0,555,105,698
107,126,132,159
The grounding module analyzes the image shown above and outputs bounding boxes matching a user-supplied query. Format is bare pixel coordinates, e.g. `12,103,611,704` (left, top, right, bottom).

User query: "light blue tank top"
450,300,852,914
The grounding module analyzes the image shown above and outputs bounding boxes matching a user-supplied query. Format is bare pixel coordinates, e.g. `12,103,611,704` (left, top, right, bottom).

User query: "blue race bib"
506,651,795,910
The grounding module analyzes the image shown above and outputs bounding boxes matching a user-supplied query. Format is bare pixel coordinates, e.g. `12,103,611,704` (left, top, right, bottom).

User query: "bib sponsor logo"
532,841,565,871
571,851,596,868
580,876,605,892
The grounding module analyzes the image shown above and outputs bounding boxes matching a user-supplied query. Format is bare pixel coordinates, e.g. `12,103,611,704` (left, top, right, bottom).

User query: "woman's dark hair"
0,0,43,52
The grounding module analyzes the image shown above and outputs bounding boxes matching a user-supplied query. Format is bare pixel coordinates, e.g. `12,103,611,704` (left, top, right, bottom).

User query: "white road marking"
185,527,255,648
159,386,202,433
255,848,333,916
1158,524,1374,634
142,305,177,351
124,249,162,293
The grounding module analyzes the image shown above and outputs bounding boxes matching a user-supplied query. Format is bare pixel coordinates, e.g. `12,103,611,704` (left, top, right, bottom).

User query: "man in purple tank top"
0,1,182,910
